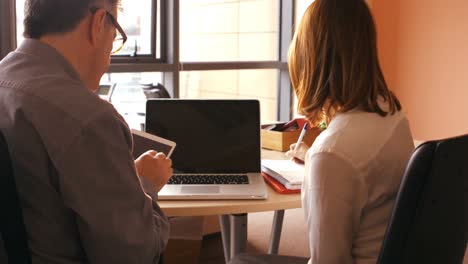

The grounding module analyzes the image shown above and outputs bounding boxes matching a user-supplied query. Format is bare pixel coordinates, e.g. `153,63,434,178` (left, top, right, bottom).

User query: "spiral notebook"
262,172,300,194
261,159,304,190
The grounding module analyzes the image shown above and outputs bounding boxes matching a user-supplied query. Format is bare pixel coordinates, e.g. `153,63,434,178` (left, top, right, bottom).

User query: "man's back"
0,39,169,263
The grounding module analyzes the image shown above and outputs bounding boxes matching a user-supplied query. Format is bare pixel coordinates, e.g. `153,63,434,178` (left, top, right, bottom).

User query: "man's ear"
88,9,107,47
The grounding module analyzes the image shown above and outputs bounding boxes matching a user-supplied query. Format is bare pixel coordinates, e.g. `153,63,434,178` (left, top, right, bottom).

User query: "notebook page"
261,159,305,184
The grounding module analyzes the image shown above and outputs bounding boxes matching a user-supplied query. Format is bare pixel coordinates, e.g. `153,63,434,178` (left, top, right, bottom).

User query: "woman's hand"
285,142,310,164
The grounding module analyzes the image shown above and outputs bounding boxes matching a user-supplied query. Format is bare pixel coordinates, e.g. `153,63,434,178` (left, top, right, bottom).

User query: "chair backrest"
0,131,31,264
377,135,468,264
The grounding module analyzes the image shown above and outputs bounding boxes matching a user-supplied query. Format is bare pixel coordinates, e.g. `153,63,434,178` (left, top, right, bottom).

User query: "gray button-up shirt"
0,39,169,264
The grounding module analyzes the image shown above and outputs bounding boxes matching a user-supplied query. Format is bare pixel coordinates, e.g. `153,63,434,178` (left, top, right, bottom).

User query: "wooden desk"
159,182,300,217
159,149,301,263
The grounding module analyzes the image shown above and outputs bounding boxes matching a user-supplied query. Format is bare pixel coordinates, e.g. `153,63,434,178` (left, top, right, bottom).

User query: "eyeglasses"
89,7,128,54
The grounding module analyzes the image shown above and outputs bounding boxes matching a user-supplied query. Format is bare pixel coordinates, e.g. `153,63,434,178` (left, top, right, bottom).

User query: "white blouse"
302,106,414,264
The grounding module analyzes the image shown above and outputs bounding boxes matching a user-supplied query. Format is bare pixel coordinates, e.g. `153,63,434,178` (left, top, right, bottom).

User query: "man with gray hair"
0,0,171,263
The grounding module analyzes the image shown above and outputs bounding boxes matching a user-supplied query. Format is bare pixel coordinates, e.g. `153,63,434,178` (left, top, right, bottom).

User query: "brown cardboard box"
164,216,204,264
164,216,221,264
261,126,322,151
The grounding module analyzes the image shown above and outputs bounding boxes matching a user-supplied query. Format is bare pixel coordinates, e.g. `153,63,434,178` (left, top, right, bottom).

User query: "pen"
294,123,308,151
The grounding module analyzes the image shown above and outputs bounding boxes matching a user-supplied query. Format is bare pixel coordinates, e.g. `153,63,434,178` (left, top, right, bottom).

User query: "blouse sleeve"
302,152,368,264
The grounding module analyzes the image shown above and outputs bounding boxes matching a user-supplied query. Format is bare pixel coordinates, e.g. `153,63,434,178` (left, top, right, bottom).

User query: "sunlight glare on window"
114,0,153,56
16,0,25,45
180,0,279,62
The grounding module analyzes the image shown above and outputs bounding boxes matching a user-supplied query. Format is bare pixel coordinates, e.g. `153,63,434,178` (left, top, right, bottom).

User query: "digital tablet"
131,129,176,159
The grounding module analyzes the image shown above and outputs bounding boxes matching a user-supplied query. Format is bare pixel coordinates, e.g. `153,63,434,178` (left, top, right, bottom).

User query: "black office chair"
0,131,31,264
378,135,468,264
231,136,468,264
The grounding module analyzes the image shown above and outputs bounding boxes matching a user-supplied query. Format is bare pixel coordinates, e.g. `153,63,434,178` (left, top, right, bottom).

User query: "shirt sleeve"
55,110,169,264
302,152,367,264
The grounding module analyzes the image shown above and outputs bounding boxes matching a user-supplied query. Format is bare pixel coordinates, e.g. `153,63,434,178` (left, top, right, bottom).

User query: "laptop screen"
145,99,261,173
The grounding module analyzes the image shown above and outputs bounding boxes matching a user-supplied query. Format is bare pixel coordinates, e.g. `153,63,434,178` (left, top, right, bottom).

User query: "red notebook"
262,172,300,194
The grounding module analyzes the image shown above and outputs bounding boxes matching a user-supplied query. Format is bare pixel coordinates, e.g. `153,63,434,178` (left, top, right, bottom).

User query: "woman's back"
303,102,414,264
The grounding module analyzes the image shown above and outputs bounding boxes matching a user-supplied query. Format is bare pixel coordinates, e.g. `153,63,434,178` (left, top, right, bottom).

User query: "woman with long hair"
231,0,414,263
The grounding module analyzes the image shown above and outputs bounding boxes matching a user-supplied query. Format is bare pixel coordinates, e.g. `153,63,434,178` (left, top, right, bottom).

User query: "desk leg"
268,210,285,254
219,215,231,263
230,213,248,259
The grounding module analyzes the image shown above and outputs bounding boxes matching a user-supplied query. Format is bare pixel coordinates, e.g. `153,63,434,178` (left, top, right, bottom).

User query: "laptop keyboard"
168,174,249,185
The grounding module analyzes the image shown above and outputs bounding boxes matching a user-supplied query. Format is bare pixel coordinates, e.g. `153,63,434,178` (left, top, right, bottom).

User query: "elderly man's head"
22,0,125,91
23,0,120,39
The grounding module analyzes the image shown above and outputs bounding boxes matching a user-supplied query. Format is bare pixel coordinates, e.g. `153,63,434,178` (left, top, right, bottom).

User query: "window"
9,0,294,123
113,0,156,57
100,72,163,129
296,0,314,25
15,0,160,58
180,69,278,122
176,0,282,123
100,72,162,113
179,0,279,62
16,0,24,45
292,0,315,118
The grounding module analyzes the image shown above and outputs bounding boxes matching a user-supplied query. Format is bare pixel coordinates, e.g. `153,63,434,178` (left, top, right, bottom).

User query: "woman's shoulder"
309,110,411,168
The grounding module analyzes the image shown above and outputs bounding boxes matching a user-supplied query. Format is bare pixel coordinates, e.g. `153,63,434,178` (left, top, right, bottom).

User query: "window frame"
109,0,294,121
110,0,160,63
1,0,295,121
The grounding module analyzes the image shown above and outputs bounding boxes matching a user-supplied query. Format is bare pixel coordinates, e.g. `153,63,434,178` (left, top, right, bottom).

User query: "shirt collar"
16,38,83,83
329,96,390,126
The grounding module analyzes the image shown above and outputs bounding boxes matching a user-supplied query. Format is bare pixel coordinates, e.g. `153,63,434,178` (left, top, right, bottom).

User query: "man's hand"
285,142,310,164
135,150,173,192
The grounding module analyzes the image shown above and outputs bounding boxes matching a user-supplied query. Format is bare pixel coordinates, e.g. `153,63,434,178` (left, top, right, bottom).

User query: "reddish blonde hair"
288,0,401,125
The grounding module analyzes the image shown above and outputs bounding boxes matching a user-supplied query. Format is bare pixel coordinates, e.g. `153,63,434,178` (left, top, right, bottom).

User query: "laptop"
145,99,268,200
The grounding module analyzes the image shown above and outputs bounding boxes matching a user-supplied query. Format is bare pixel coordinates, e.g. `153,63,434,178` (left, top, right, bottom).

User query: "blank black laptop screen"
145,99,261,174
